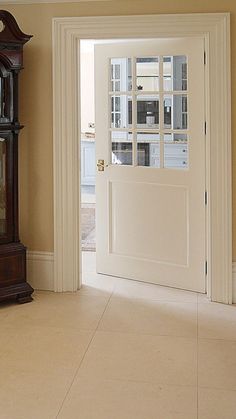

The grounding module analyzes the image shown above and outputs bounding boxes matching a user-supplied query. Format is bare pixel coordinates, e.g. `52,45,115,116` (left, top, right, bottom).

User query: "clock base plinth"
0,242,34,303
17,293,34,304
0,282,34,303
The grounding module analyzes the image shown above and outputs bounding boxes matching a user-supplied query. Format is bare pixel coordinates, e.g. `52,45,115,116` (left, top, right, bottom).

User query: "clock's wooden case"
0,10,33,303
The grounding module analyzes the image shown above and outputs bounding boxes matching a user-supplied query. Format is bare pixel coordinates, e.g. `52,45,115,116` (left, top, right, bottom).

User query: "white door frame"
52,13,232,304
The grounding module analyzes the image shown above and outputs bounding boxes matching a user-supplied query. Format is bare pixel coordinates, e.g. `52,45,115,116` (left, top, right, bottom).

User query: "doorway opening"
80,37,206,294
80,40,96,265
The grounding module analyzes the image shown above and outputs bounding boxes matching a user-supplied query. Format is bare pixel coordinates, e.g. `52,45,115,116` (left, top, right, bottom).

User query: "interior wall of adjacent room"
81,41,95,134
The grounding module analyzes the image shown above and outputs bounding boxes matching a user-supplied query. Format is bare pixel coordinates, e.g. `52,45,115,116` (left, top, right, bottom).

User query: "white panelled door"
95,38,206,292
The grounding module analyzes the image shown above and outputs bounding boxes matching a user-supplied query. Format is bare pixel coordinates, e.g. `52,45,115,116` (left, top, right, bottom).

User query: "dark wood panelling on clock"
0,10,33,303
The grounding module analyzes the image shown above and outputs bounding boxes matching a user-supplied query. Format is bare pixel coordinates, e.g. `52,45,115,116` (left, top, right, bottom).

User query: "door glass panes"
0,138,6,234
137,132,160,167
164,133,188,169
109,55,189,170
163,95,188,130
163,56,187,91
137,96,159,129
136,57,159,91
111,131,133,165
111,95,132,128
110,58,132,92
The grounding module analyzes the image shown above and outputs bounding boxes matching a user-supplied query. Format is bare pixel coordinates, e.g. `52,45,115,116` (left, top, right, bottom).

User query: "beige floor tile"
58,377,197,419
0,326,18,356
0,301,25,337
0,326,93,419
78,331,197,386
0,300,16,316
198,302,236,340
198,387,236,419
1,291,108,331
114,278,198,302
99,297,197,338
80,271,118,297
0,370,74,419
198,339,236,390
0,325,93,374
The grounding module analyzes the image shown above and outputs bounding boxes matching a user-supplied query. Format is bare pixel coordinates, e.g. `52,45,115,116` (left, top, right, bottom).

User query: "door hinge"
204,121,207,135
205,191,207,205
204,51,206,65
205,261,208,276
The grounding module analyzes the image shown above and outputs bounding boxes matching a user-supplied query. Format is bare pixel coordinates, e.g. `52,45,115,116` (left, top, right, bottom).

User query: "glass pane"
111,95,132,129
111,131,133,165
164,133,188,169
137,95,159,129
136,57,159,91
163,95,172,129
0,138,6,234
163,56,172,91
110,58,132,92
163,56,187,91
163,95,188,130
137,132,160,167
0,74,13,122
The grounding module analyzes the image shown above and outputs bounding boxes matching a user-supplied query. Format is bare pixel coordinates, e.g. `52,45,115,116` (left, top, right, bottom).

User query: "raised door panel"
0,249,26,287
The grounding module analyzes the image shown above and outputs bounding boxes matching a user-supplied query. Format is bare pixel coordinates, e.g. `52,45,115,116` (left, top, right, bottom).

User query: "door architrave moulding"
52,13,232,303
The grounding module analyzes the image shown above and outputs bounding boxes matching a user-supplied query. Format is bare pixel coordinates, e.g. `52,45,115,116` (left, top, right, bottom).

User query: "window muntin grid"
109,55,188,169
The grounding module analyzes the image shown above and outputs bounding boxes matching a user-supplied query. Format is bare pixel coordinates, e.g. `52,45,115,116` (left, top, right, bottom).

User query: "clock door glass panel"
0,138,6,235
0,73,13,122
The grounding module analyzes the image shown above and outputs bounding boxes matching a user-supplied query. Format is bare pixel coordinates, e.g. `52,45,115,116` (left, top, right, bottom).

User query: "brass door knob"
97,159,107,171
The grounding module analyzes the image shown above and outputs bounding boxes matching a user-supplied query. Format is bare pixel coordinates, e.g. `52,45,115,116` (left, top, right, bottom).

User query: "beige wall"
3,0,236,255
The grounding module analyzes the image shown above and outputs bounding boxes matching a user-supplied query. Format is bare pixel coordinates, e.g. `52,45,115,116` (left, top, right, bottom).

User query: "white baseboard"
27,251,54,291
232,262,236,304
26,251,236,301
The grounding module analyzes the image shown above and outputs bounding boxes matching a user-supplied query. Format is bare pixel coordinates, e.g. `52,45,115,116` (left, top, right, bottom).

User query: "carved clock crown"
0,10,32,71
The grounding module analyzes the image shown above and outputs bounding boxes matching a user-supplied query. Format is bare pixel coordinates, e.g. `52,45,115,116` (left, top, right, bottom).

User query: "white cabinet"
81,138,188,180
149,143,160,167
164,143,188,168
81,139,95,186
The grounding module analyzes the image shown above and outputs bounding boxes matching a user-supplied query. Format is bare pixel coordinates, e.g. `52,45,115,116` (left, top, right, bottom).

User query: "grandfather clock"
0,11,33,303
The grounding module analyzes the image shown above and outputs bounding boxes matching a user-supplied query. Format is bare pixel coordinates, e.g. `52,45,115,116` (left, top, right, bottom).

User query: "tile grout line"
54,331,95,419
55,280,115,418
95,327,198,339
198,336,236,343
198,385,236,392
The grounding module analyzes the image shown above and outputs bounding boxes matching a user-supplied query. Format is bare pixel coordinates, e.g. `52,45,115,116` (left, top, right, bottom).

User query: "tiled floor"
81,186,96,251
0,251,236,418
81,204,96,251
